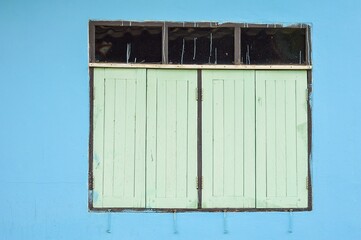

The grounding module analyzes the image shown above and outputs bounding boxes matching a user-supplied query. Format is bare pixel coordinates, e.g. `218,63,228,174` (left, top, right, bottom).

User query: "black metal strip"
88,68,94,210
306,25,312,65
307,70,313,210
234,27,241,64
197,69,202,209
89,21,95,63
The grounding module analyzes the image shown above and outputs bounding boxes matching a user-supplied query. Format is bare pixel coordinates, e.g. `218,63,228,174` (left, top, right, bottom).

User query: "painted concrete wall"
1,0,361,239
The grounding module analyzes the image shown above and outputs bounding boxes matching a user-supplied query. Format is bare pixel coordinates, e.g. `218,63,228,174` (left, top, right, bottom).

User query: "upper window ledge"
88,62,312,70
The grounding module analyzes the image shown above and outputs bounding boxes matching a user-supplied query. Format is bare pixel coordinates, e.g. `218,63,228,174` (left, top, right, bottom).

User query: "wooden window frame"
88,20,313,212
89,20,312,67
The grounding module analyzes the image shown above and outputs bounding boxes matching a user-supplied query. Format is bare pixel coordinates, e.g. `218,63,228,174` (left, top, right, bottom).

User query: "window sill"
89,63,312,70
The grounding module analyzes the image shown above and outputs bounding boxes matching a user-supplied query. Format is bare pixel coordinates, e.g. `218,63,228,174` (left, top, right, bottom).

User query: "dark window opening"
168,27,234,64
95,26,162,63
241,28,306,64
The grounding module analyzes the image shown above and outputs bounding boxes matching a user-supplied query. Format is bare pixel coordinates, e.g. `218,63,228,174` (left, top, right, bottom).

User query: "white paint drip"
181,38,185,64
126,43,131,63
193,38,197,60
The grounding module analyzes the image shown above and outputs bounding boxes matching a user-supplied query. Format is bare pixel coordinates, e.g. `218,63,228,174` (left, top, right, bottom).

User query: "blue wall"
1,0,361,239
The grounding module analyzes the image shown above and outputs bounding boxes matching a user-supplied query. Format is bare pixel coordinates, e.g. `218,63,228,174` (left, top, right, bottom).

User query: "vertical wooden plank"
176,80,188,198
266,80,277,198
156,76,167,199
224,80,235,197
212,79,225,197
188,74,198,208
202,70,213,208
146,69,198,208
123,79,136,198
146,70,157,208
285,79,297,197
234,79,244,197
202,70,255,208
275,80,287,197
296,71,308,208
243,70,256,207
92,68,105,207
166,80,177,198
113,80,126,197
255,72,266,207
103,78,115,197
134,69,147,207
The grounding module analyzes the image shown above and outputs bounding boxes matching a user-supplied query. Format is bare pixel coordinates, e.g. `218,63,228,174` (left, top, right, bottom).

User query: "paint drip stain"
93,191,99,203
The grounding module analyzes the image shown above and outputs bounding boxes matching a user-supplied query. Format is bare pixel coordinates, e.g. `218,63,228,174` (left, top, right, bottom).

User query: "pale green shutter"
92,68,146,208
92,68,309,210
202,70,256,208
146,69,198,208
255,70,308,208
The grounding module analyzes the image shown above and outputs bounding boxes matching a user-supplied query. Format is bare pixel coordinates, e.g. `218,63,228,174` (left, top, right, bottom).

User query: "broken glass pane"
168,27,234,64
95,26,162,63
241,28,306,64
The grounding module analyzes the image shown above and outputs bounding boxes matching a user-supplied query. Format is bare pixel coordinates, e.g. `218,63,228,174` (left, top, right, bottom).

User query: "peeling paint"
93,191,99,204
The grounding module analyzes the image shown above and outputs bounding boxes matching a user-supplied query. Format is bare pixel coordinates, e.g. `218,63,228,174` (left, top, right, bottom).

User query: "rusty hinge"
196,88,203,101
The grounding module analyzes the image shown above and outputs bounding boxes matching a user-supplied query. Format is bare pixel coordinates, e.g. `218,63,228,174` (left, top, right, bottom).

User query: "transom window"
88,21,312,212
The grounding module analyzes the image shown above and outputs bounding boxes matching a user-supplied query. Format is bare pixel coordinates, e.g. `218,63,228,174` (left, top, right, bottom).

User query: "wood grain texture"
92,68,146,208
146,69,198,208
255,70,308,208
202,70,256,208
92,68,105,208
92,67,309,210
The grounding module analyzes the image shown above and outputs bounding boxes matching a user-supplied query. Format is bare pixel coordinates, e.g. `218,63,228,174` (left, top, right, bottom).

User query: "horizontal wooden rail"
89,63,312,70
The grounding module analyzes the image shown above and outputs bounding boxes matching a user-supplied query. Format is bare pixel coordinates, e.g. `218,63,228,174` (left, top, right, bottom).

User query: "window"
94,26,162,63
241,27,307,64
89,21,312,212
168,27,234,64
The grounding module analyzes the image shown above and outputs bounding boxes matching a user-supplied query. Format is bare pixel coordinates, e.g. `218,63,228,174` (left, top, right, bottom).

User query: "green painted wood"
92,68,105,208
113,79,126,197
285,79,298,198
212,79,224,197
255,70,308,208
296,72,309,208
93,67,308,210
202,70,256,208
92,68,146,208
103,77,116,198
146,69,198,208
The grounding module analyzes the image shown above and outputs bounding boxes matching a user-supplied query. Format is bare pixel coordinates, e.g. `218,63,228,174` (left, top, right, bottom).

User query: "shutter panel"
92,68,146,208
256,70,308,208
146,69,198,208
202,70,256,208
